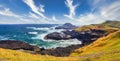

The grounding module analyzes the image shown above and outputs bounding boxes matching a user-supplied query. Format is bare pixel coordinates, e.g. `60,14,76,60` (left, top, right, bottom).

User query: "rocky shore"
40,44,83,56
44,29,107,45
0,29,111,57
0,22,117,57
0,40,83,56
0,40,40,52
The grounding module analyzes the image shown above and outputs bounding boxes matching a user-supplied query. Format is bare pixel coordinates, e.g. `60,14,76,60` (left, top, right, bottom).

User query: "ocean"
0,24,81,49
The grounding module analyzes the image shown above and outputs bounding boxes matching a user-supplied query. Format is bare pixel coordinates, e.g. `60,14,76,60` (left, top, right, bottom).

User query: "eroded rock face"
0,40,40,52
55,23,77,30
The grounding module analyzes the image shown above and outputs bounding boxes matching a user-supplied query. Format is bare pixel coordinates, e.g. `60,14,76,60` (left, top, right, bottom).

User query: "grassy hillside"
75,20,120,32
0,48,82,61
70,30,120,61
102,20,120,28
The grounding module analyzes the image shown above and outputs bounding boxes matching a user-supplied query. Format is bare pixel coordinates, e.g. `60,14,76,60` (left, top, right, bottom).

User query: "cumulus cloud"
23,0,46,19
64,0,79,19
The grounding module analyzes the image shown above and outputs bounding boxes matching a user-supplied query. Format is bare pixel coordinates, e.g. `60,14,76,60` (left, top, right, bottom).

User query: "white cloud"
72,0,120,25
23,0,46,19
39,4,45,13
0,3,55,24
0,0,120,25
0,5,43,24
74,13,105,25
64,0,79,19
52,16,57,21
100,1,120,20
29,12,39,19
0,7,20,18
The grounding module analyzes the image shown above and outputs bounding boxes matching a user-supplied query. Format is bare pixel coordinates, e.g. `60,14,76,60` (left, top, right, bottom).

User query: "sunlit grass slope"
0,48,82,61
75,20,120,32
70,30,120,61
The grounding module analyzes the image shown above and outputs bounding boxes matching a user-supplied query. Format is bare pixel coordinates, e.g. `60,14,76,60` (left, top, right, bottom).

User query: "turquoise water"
0,24,81,49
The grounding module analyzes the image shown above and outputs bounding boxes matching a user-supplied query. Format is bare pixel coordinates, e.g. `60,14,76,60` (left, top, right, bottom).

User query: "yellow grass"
70,30,120,61
0,48,82,61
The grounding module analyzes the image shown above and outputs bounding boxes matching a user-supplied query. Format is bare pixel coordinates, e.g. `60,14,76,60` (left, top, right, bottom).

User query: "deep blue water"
0,24,81,49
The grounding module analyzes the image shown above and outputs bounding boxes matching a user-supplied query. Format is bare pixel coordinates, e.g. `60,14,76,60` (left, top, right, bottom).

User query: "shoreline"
0,29,113,57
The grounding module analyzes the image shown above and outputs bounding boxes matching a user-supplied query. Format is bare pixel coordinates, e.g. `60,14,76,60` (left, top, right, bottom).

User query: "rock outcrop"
42,29,111,57
40,44,83,57
44,32,71,40
44,29,107,45
0,40,40,52
55,23,77,30
0,40,83,57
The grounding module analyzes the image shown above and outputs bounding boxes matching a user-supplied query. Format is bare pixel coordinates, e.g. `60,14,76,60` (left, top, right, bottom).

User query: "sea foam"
28,32,38,35
0,36,9,40
40,39,81,49
26,27,50,31
27,26,81,49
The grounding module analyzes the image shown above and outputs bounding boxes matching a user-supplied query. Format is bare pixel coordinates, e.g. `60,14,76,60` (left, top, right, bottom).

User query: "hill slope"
102,20,120,28
75,20,120,32
70,30,120,61
0,48,82,61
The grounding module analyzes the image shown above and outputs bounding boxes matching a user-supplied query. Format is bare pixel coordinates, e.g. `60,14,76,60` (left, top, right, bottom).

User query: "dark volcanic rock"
44,32,70,40
0,40,40,52
62,30,80,38
40,44,83,57
55,23,77,30
42,29,109,57
77,29,107,45
44,30,80,40
44,29,107,45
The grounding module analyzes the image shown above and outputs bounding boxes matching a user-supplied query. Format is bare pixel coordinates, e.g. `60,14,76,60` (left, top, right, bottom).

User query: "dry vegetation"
70,30,120,61
0,48,82,61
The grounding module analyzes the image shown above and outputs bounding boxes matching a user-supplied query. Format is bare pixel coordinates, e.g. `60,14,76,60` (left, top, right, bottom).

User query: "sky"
0,0,120,25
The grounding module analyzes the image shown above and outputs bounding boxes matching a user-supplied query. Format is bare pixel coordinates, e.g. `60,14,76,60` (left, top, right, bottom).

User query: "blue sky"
0,0,120,25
